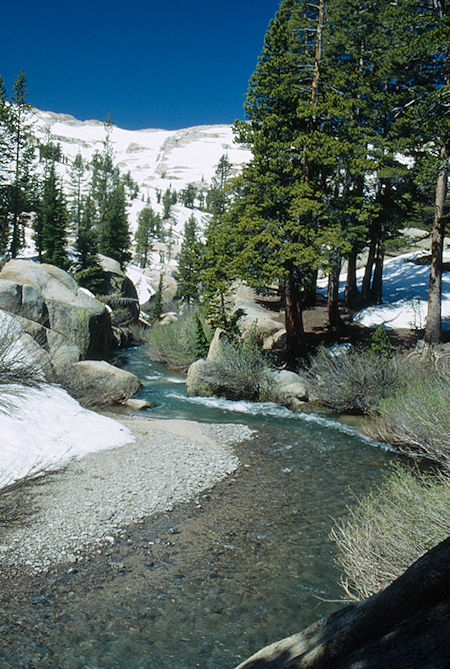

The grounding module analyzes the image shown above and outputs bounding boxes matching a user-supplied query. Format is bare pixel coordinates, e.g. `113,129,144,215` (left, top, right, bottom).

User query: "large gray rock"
235,537,450,669
186,359,212,397
97,254,140,321
270,369,308,410
15,315,81,374
0,260,112,359
231,283,284,340
63,360,142,406
206,328,228,362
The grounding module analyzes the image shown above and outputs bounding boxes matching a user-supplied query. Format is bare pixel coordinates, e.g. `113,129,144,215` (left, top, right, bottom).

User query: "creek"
2,346,396,668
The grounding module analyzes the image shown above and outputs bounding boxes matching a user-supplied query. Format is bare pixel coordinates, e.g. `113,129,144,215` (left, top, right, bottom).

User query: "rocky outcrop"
235,537,450,669
0,259,112,359
231,284,284,344
97,254,140,322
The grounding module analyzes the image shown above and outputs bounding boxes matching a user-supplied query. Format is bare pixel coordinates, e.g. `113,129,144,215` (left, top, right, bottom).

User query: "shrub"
0,315,43,414
369,355,450,471
303,347,399,414
370,325,392,357
331,466,450,600
73,265,105,294
143,310,198,372
201,334,274,401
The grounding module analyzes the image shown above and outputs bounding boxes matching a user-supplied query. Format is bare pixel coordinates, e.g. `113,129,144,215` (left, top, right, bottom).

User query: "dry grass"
368,353,450,471
303,347,400,414
331,466,450,601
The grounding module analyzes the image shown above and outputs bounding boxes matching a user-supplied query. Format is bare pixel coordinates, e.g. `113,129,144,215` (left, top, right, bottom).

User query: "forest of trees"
0,75,136,273
185,0,447,360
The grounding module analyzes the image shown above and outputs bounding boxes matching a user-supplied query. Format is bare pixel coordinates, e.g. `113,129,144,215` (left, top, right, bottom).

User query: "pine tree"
230,0,341,361
88,117,134,267
75,194,98,270
99,182,131,267
134,201,161,268
150,274,164,322
36,162,68,268
179,183,197,208
177,214,202,305
7,70,35,258
69,152,86,236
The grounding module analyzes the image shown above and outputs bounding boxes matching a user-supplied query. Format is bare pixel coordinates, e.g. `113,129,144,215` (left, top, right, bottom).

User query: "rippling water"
1,346,397,669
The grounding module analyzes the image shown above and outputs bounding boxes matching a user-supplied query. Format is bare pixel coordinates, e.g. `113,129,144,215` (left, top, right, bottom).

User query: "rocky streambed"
0,417,249,575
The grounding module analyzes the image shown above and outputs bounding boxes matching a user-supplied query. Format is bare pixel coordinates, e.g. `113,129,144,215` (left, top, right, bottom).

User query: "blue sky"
1,0,280,130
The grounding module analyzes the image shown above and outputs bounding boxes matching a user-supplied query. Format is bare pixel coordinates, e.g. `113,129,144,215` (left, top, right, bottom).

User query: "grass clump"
202,331,274,401
303,346,399,414
331,466,450,601
143,310,202,372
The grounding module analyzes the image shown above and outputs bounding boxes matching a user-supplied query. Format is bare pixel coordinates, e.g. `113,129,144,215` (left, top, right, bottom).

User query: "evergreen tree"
7,70,35,258
179,183,197,208
0,75,10,253
177,214,202,305
230,0,339,362
69,152,86,235
150,274,164,322
162,186,176,219
88,117,134,267
99,182,131,267
194,312,209,358
36,162,68,267
134,201,162,268
75,194,98,270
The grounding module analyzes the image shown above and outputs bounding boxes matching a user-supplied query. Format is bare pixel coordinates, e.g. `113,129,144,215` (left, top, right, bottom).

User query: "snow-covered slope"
33,108,251,213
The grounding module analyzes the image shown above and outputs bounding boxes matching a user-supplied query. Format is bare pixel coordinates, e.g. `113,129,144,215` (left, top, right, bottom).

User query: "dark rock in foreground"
235,537,450,669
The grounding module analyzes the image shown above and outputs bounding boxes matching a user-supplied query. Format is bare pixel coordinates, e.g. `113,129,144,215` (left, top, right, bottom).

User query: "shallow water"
1,347,396,668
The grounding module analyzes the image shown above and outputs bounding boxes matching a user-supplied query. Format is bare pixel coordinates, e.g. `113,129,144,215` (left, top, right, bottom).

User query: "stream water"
2,347,397,668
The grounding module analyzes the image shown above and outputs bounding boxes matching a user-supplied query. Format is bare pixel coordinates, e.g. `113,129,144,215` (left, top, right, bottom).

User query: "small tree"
134,202,161,268
36,163,68,268
180,183,197,208
150,274,164,322
177,214,202,305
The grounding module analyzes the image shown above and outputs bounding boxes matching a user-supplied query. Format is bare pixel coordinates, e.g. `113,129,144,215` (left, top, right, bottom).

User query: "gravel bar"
0,416,253,574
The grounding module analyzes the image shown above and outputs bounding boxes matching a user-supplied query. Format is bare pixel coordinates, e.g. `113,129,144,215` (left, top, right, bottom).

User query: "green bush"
201,334,274,401
303,347,399,414
143,310,198,372
73,265,105,294
331,466,450,600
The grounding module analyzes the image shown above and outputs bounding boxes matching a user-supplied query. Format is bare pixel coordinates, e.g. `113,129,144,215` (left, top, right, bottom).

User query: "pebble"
0,420,253,574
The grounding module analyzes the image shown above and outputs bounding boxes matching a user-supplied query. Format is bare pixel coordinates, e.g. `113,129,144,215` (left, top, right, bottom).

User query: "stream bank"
1,349,397,668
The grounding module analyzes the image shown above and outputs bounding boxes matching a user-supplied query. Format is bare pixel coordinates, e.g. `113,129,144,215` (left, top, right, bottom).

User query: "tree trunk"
424,144,448,344
371,219,386,304
361,225,377,301
310,0,325,107
285,267,305,368
236,537,450,669
304,269,318,307
344,249,359,306
327,255,343,328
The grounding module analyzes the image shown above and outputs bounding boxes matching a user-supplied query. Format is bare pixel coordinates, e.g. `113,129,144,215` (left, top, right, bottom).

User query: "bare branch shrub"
202,335,274,401
303,347,400,414
331,466,450,601
368,355,450,471
0,315,44,414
